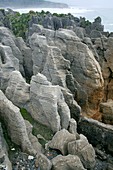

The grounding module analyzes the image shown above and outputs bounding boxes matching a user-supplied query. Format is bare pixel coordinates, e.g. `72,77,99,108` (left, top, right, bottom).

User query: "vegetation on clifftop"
0,9,92,39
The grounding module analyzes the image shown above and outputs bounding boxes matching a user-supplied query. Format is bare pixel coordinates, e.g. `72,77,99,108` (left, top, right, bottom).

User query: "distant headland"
0,0,68,8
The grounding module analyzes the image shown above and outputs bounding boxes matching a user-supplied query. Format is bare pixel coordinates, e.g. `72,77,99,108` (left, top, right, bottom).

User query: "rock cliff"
1,9,113,170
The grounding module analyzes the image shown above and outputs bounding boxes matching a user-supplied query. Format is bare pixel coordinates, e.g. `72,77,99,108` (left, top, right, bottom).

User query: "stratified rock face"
52,155,86,170
53,28,104,111
29,33,70,88
0,123,12,170
0,90,35,155
5,71,30,108
0,43,19,90
0,27,24,75
48,129,96,169
29,28,81,121
103,37,113,100
28,73,70,132
15,37,33,78
68,134,96,169
28,25,104,114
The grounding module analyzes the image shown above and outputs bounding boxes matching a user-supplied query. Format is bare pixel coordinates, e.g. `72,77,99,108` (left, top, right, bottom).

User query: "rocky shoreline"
0,9,113,170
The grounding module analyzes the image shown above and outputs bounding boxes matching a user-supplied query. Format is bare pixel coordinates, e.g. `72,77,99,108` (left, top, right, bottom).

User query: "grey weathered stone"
53,29,104,112
15,37,33,78
5,71,30,108
68,118,77,135
91,17,104,32
68,134,96,169
28,73,70,132
0,27,25,75
0,43,19,90
90,30,102,39
37,154,52,170
61,87,81,122
52,155,86,170
29,33,70,88
0,123,12,170
83,37,99,61
29,25,104,114
74,26,86,39
0,90,36,155
48,129,76,155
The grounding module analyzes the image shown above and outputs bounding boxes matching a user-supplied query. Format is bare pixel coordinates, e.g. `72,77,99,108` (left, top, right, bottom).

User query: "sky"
50,0,113,8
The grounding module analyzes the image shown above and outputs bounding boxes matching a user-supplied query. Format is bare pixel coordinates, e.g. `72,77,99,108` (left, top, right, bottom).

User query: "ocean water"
13,7,113,32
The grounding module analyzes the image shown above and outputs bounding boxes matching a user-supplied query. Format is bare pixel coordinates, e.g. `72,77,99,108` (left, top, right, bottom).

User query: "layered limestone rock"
28,73,70,132
0,27,25,75
48,129,95,169
68,134,96,169
0,123,12,170
29,32,70,88
29,30,81,121
15,37,33,78
28,24,104,115
0,43,19,90
103,37,113,100
53,28,104,113
5,71,71,133
48,129,76,155
0,90,36,155
5,70,30,108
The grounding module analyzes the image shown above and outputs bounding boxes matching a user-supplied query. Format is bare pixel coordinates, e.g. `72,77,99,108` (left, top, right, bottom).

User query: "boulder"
5,71,30,108
48,129,76,155
68,134,96,169
28,73,70,132
37,154,52,170
52,155,86,170
0,90,36,155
